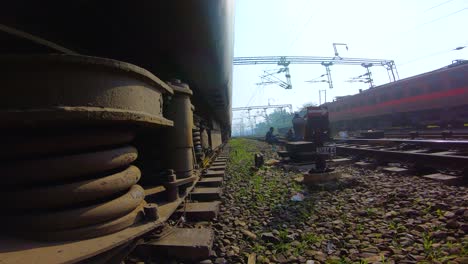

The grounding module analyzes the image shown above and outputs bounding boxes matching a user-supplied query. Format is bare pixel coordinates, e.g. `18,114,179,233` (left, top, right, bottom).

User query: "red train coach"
326,60,468,133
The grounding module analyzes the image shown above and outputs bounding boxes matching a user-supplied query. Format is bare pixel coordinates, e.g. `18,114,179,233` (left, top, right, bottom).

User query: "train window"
451,78,464,87
395,89,404,99
449,72,467,88
429,79,443,92
380,93,388,102
409,87,420,96
368,96,376,105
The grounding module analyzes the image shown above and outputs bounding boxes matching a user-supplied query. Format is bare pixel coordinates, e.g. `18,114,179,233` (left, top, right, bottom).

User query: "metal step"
204,170,225,178
174,202,221,221
382,167,409,174
423,173,461,185
190,187,222,201
431,151,458,156
211,161,226,166
197,177,223,187
135,228,214,261
329,158,352,165
354,161,374,167
209,165,226,171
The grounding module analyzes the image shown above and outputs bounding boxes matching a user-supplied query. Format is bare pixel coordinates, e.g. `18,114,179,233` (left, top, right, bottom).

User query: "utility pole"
240,118,244,136
361,63,374,88
232,104,293,132
321,62,333,89
232,104,293,112
263,108,269,126
277,57,292,89
252,115,257,135
318,89,327,105
332,43,349,59
233,51,399,88
247,109,254,136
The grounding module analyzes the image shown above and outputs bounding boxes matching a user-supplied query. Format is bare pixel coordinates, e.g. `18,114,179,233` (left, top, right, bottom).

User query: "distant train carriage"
326,60,468,133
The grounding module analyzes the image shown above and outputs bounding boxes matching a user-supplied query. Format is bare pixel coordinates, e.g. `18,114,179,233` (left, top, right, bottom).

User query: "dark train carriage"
327,61,468,133
0,1,234,263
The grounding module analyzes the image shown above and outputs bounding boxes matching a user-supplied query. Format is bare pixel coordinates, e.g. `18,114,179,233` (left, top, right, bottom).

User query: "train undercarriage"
0,1,234,263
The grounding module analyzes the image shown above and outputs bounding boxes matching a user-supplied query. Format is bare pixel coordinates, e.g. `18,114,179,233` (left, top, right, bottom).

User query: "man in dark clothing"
286,128,294,141
265,127,278,144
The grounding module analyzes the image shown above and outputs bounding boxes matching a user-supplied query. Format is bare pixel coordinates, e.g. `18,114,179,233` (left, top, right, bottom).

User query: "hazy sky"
232,0,467,130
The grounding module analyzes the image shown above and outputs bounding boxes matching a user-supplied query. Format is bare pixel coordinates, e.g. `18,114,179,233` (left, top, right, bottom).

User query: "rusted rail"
336,145,468,170
334,138,468,150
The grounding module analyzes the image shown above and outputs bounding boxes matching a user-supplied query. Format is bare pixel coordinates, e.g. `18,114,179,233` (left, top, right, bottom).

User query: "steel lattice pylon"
233,56,399,89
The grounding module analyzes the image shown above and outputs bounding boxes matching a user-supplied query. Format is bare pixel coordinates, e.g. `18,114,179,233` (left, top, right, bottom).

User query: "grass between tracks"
227,138,324,259
224,138,468,264
228,138,303,210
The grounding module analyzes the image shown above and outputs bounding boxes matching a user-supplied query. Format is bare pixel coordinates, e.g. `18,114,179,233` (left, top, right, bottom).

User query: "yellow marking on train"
426,125,440,128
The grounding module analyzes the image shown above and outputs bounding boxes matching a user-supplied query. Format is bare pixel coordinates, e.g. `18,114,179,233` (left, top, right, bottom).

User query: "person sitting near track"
286,128,294,141
265,127,279,144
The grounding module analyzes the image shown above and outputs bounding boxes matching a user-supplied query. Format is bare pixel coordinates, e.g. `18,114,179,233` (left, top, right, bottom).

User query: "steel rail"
336,145,468,171
334,138,468,150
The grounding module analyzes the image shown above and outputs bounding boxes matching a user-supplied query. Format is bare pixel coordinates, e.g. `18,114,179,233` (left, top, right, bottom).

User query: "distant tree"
294,102,317,117
303,102,317,107
254,109,293,136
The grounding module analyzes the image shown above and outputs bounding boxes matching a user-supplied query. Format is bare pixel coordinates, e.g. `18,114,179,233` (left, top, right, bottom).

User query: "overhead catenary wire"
306,73,328,82
399,41,468,67
281,1,313,52
424,0,458,12
285,14,315,53
244,65,277,107
246,83,264,107
402,7,468,34
282,1,316,54
419,7,467,27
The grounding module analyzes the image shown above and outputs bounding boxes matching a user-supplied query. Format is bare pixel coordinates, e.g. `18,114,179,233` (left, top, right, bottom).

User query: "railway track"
340,130,468,140
128,151,230,262
385,131,468,140
333,138,468,185
0,148,229,263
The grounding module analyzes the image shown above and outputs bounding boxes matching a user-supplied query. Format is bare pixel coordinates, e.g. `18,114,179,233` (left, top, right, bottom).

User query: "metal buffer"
165,80,194,179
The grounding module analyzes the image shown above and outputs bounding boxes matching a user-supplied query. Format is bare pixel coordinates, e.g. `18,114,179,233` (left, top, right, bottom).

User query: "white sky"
232,0,468,132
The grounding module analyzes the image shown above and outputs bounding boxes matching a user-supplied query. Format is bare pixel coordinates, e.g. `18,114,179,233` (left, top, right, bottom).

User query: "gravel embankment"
210,138,467,264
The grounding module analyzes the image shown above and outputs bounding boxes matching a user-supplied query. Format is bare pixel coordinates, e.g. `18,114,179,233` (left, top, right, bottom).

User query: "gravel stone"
209,139,468,264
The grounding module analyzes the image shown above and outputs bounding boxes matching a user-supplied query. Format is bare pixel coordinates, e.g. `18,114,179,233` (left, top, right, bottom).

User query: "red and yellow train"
326,60,468,133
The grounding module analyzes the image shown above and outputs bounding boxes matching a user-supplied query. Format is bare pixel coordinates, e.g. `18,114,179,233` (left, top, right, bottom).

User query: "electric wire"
418,7,467,27
399,41,468,67
402,7,467,34
282,1,316,54
424,0,457,12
